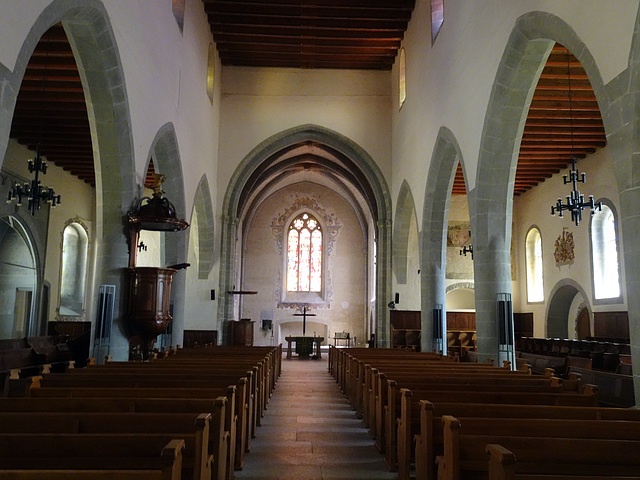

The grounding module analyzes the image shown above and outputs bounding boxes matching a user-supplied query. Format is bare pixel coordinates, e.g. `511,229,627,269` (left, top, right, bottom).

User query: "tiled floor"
235,355,397,480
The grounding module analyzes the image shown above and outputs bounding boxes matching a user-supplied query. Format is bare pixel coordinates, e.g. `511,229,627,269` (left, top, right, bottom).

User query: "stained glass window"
287,213,322,292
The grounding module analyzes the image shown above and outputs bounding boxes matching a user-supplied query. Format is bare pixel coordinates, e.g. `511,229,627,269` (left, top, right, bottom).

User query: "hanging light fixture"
550,47,601,226
6,29,61,216
7,145,61,215
459,230,473,259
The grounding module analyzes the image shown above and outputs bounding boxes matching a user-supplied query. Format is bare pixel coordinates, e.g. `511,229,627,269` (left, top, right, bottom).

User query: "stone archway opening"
220,125,391,346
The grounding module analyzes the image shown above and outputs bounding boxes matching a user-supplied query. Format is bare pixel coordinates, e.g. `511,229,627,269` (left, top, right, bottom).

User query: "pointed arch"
220,124,392,345
472,11,609,361
146,122,188,343
192,175,215,280
421,126,466,352
0,1,136,358
393,180,418,284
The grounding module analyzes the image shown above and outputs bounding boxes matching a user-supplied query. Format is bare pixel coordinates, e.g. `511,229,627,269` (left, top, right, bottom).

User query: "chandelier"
550,48,601,226
6,31,61,216
7,146,61,216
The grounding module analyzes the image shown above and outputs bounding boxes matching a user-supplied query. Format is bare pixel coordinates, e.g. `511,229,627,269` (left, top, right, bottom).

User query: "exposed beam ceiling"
202,0,415,70
452,44,607,196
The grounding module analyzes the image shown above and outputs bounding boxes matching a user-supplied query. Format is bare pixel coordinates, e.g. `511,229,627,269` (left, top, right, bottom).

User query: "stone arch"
546,279,591,339
393,180,419,284
146,122,188,343
421,126,466,352
219,124,392,345
191,175,215,280
0,215,39,338
0,1,136,358
472,12,608,361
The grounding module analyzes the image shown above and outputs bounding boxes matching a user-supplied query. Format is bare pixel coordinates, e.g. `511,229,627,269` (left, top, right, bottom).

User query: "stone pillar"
218,214,238,345
376,219,392,348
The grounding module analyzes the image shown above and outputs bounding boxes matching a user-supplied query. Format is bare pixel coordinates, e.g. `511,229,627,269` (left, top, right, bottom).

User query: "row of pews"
0,344,281,480
329,346,640,480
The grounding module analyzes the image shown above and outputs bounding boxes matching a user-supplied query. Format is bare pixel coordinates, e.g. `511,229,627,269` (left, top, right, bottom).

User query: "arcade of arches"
1,1,640,405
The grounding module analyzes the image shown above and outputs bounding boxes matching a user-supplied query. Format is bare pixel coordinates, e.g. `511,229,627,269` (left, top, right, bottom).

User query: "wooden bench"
487,442,640,480
70,365,257,456
416,400,640,480
29,382,239,480
0,435,186,480
0,411,218,480
387,382,597,474
0,396,230,480
438,415,640,480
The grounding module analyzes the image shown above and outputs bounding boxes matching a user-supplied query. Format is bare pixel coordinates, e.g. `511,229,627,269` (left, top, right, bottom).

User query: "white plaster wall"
217,67,392,210
391,0,638,230
240,182,366,347
512,145,626,338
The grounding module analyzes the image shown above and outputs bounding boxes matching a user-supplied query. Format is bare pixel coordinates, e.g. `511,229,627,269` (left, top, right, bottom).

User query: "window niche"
590,201,622,303
58,219,89,319
271,199,341,308
525,226,544,303
398,48,406,109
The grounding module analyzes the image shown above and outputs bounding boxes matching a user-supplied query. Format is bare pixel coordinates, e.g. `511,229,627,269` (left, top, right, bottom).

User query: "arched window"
525,227,544,303
59,222,88,316
399,48,406,109
287,213,322,292
591,204,621,300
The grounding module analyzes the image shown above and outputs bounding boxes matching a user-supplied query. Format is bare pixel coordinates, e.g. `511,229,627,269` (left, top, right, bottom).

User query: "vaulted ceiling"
7,20,605,200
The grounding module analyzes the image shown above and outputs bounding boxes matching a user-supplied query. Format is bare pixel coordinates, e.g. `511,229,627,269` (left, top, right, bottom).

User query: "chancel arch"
219,124,392,347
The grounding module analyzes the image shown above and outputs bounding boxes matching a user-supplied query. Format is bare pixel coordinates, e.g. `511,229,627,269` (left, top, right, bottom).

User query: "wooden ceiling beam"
203,0,415,9
211,24,405,39
212,32,401,47
208,13,409,30
205,2,413,19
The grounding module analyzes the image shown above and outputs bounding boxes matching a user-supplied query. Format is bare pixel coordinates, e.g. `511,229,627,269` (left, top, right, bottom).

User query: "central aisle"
235,354,397,480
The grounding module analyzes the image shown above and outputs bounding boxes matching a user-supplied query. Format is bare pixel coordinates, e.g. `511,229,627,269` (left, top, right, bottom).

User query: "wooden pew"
416,400,640,480
0,412,215,480
64,366,257,457
486,443,640,480
371,370,556,452
0,397,229,480
29,382,237,480
0,435,186,480
438,415,640,480
387,382,598,475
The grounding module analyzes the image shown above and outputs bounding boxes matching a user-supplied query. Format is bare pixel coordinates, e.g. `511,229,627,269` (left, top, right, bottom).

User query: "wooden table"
285,336,324,359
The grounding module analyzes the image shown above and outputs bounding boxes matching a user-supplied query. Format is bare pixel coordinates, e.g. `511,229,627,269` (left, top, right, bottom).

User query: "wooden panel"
183,329,218,348
513,312,534,338
446,311,476,330
390,310,420,330
594,311,629,341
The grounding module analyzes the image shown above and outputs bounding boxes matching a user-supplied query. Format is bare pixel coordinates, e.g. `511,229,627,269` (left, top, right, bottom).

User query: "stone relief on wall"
271,196,341,309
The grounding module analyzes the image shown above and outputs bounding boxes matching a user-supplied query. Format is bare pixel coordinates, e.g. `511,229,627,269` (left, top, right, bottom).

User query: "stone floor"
234,355,397,480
